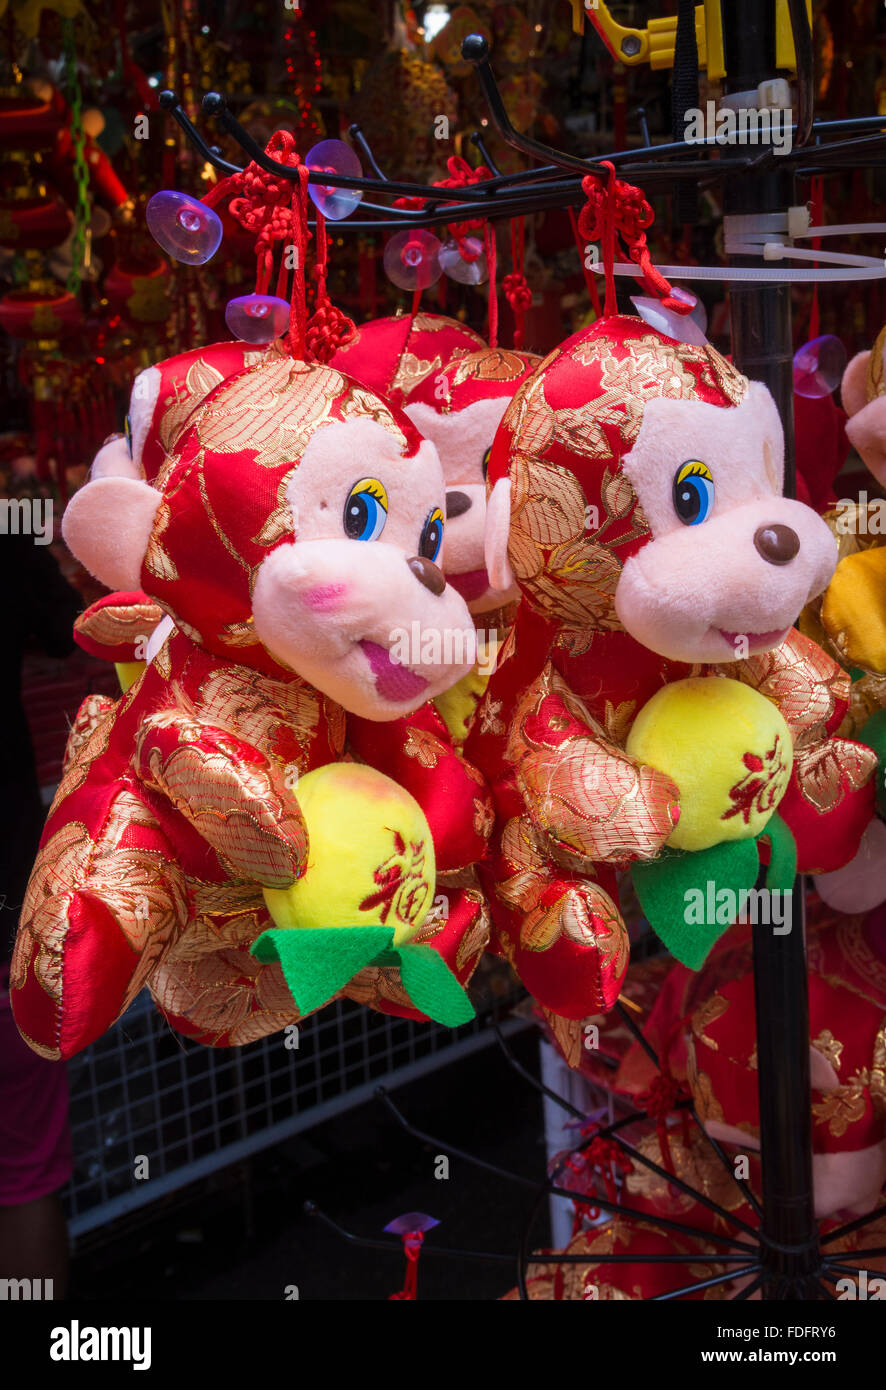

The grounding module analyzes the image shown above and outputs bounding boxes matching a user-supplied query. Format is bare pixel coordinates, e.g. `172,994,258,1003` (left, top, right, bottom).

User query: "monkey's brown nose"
754,524,800,566
408,556,446,595
446,490,472,519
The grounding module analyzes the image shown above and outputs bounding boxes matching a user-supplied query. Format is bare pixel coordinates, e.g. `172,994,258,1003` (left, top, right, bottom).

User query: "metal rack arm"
460,33,611,182
303,1202,513,1263
374,1085,538,1189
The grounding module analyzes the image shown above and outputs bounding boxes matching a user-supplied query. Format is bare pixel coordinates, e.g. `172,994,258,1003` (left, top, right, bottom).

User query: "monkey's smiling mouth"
447,568,491,601
716,626,791,654
359,640,429,702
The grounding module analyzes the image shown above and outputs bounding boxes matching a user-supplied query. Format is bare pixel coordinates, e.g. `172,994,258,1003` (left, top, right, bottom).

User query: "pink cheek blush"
301,583,348,612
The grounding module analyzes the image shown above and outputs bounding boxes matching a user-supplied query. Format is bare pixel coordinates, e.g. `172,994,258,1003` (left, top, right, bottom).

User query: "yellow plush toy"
262,763,434,944
252,764,474,1026
626,677,793,852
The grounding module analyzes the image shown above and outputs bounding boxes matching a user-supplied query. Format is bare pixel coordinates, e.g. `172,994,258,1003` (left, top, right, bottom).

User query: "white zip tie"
593,261,886,282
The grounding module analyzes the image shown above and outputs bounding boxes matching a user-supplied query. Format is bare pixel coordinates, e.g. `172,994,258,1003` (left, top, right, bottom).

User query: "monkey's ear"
90,434,142,481
841,350,871,419
846,396,886,486
62,477,161,591
485,477,515,593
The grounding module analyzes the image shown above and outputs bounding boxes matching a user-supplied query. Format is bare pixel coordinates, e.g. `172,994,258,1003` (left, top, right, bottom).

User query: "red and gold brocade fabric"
458,316,876,1020
13,350,495,1058
330,311,485,407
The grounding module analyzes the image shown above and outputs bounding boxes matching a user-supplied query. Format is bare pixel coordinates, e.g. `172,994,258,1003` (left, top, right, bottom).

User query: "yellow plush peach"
625,677,793,852
262,762,435,945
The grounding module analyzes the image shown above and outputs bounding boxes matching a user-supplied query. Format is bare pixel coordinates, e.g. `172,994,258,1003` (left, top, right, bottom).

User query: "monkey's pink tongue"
447,568,490,601
360,640,429,702
719,627,790,652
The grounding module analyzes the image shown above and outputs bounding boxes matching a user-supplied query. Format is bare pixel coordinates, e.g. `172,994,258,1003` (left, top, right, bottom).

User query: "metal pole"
722,0,818,1299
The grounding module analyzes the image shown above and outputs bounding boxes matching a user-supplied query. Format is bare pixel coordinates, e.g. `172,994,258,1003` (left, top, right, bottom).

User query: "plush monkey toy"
466,314,876,1020
842,324,886,484
795,324,886,912
512,903,886,1301
12,346,493,1059
334,317,540,745
331,311,485,407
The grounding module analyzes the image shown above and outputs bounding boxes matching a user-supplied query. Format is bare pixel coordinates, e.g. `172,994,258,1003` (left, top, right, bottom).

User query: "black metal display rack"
161,1,886,1300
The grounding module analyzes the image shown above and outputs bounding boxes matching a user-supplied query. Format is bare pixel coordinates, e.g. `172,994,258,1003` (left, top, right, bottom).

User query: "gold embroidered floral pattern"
157,356,225,457
508,664,679,863
812,1029,844,1073
16,793,189,1013
60,693,115,781
135,704,308,887
447,347,537,388
390,351,442,399
194,357,344,467
472,796,494,839
340,384,407,447
691,993,730,1050
74,599,165,651
195,664,321,753
812,1075,870,1137
520,881,628,977
150,947,302,1045
687,1049,726,1126
403,726,446,767
625,1130,745,1216
540,1008,585,1069
719,629,848,745
454,895,491,972
144,497,179,582
791,738,875,814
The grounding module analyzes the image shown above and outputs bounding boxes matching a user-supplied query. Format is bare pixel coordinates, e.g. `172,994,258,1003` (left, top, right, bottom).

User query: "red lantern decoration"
0,193,72,250
0,94,62,152
104,253,173,324
0,288,83,340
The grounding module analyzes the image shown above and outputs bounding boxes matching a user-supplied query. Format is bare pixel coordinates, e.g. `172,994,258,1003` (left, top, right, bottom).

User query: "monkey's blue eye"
673,460,714,525
419,506,444,562
124,414,132,456
344,477,388,541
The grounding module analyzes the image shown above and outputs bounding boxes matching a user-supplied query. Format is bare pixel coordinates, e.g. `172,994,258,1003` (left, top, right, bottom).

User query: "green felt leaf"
757,813,796,891
394,945,476,1028
632,837,760,971
250,926,393,1016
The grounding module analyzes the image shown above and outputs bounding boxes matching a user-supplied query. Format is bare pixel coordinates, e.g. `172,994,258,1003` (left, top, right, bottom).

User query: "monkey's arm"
507,664,680,865
134,708,308,886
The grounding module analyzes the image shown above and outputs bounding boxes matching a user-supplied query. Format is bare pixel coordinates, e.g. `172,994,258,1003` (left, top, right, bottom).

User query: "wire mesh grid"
63,984,516,1238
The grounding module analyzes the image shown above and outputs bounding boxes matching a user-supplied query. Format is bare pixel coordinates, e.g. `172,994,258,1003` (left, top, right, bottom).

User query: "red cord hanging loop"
639,1063,692,1175
201,131,313,359
393,155,493,316
305,206,357,363
577,165,693,317
585,1134,633,1205
485,222,498,349
503,216,532,349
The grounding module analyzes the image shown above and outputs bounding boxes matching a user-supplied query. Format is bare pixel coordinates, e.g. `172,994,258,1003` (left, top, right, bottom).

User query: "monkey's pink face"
65,415,476,722
251,418,477,719
406,398,520,615
614,385,838,662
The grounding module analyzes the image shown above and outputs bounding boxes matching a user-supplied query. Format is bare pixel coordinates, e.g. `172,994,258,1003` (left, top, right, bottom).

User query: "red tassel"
485,223,498,349
577,167,693,316
305,206,357,363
